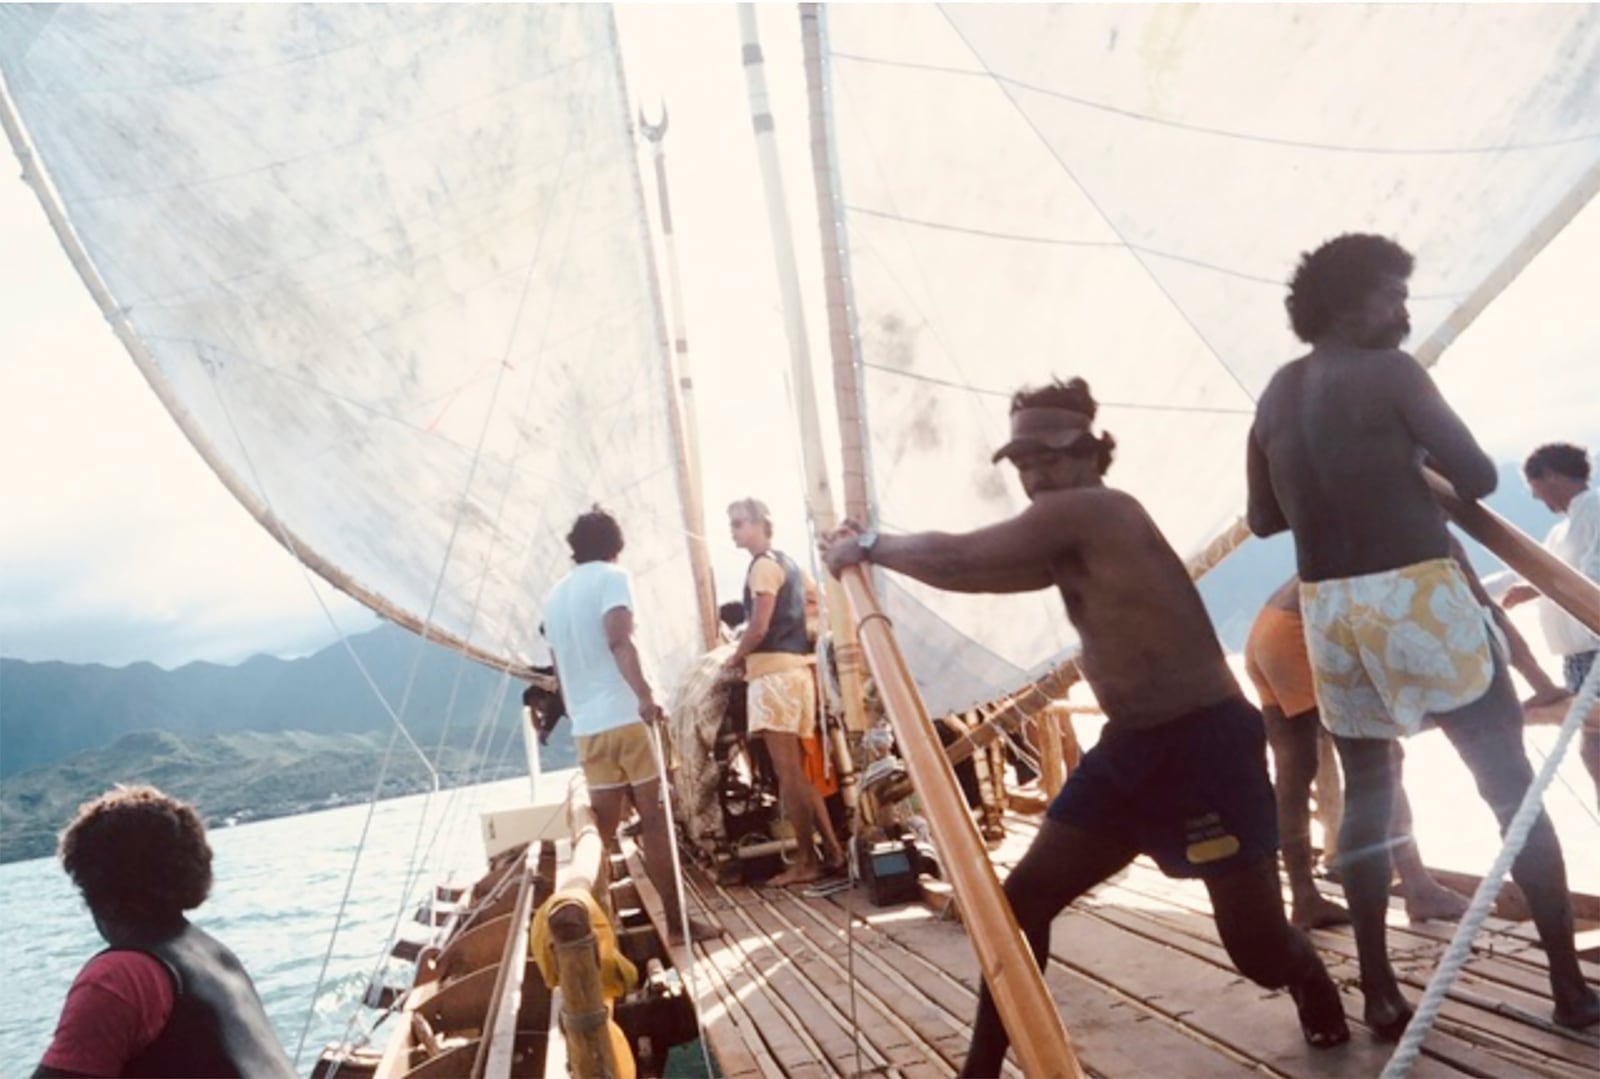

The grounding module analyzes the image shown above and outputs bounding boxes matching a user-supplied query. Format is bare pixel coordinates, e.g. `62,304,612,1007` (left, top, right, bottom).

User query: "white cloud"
0,175,374,668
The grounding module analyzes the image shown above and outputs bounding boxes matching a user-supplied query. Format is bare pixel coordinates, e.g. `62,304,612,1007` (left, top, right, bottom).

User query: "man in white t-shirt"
1504,442,1600,805
542,506,716,942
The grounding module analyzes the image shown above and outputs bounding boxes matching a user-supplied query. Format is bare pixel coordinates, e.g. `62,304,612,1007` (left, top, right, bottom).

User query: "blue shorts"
1047,695,1278,880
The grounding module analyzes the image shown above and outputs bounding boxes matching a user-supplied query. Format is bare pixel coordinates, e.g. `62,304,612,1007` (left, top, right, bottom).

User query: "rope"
646,724,717,1079
1381,655,1600,1077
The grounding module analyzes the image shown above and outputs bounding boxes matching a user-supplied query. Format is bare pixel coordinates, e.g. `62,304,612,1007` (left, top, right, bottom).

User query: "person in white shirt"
542,506,716,942
1504,442,1600,805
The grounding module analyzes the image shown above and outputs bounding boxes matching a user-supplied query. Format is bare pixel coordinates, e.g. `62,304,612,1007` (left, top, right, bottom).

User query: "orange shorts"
1243,605,1319,719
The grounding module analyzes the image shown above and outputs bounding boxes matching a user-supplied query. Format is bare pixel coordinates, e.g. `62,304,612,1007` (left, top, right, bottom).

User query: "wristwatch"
856,529,879,560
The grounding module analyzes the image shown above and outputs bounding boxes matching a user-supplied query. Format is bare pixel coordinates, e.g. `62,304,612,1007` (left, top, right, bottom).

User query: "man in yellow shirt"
723,498,845,887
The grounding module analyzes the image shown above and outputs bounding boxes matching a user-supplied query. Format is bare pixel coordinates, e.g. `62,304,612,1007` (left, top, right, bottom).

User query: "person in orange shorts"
1247,577,1469,929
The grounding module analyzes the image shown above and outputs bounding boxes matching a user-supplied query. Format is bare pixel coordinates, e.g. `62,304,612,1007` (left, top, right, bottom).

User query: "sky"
2,6,1598,671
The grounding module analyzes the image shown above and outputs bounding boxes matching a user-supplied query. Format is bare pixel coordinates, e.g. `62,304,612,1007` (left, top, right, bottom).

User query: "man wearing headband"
824,376,1349,1075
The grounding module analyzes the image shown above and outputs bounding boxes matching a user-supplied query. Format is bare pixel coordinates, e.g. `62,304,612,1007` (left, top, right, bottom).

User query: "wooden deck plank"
773,889,974,1062
753,886,970,1072
1095,859,1597,1077
711,881,894,1075
1109,859,1599,1068
827,883,1257,1079
623,850,773,1078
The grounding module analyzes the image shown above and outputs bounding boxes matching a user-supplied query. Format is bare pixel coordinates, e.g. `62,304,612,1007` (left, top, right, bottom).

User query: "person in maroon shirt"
36,786,293,1078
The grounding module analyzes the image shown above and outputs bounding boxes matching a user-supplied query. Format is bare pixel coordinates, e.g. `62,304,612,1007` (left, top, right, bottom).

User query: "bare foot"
1552,985,1600,1030
1403,882,1470,923
1289,969,1351,1048
1291,895,1352,930
769,864,824,888
1362,988,1414,1042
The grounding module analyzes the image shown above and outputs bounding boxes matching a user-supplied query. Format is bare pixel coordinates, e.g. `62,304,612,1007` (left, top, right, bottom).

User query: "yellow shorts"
1301,558,1500,740
575,723,658,790
747,668,817,739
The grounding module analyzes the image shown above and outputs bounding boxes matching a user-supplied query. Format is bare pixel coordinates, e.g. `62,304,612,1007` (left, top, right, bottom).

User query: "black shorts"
1047,695,1278,880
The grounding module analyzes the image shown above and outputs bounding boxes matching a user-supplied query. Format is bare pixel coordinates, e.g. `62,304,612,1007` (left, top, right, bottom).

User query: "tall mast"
799,3,872,527
735,4,868,748
639,105,719,651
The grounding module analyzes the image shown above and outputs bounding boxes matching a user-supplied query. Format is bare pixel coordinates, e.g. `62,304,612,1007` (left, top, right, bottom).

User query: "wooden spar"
545,776,618,1076
1426,468,1600,636
798,3,873,526
736,4,869,781
636,100,720,651
837,565,1085,1079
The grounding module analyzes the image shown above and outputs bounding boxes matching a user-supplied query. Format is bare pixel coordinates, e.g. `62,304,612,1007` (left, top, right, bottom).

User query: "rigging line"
69,46,609,206
935,5,1258,409
833,57,1002,437
130,158,624,315
196,365,441,1070
395,45,642,888
848,204,1471,301
139,289,650,472
830,48,1600,156
355,51,608,1008
1381,655,1600,1077
860,361,1257,415
31,6,460,98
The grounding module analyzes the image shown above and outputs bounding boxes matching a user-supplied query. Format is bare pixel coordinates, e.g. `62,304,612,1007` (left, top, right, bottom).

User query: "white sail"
1,4,703,681
821,4,1600,711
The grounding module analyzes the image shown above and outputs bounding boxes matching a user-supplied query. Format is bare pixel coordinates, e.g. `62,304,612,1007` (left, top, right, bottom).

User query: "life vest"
116,923,294,1078
743,549,809,656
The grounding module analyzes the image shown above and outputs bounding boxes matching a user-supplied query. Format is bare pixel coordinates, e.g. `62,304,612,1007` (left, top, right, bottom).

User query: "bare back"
1047,489,1239,730
1248,346,1496,582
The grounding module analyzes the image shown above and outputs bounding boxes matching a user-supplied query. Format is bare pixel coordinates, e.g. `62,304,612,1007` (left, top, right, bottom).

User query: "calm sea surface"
0,776,534,1076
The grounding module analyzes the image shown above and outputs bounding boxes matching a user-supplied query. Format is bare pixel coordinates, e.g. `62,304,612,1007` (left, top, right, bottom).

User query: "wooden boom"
1426,468,1600,637
837,564,1084,1079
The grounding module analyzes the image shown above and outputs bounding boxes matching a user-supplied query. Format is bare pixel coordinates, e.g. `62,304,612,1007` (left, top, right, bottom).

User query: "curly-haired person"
1249,233,1598,1036
34,786,293,1078
1505,441,1600,806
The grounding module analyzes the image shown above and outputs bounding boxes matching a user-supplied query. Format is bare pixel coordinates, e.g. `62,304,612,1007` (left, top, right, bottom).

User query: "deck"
634,815,1599,1078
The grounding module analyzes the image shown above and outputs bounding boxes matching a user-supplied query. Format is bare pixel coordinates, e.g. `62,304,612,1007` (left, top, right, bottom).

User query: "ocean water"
0,776,535,1076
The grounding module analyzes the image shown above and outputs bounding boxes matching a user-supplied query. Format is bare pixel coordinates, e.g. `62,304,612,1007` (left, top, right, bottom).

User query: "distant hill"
0,622,576,863
1,621,537,778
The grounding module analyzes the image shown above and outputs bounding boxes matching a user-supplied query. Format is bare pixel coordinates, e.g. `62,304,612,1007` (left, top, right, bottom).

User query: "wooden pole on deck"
837,565,1085,1079
637,103,720,652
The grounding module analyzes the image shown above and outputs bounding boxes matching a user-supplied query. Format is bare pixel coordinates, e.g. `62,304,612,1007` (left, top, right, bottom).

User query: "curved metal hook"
638,99,669,143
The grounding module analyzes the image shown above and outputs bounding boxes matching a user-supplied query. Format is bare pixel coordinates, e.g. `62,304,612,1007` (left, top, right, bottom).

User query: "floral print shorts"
1301,558,1500,739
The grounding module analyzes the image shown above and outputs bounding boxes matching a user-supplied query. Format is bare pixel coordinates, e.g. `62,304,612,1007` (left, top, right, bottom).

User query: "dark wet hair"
1285,233,1414,344
1523,442,1591,484
719,600,746,630
727,497,773,539
59,785,212,924
1009,377,1117,476
567,506,624,563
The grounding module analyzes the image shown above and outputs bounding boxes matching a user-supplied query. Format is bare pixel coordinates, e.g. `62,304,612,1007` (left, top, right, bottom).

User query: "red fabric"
41,951,174,1076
